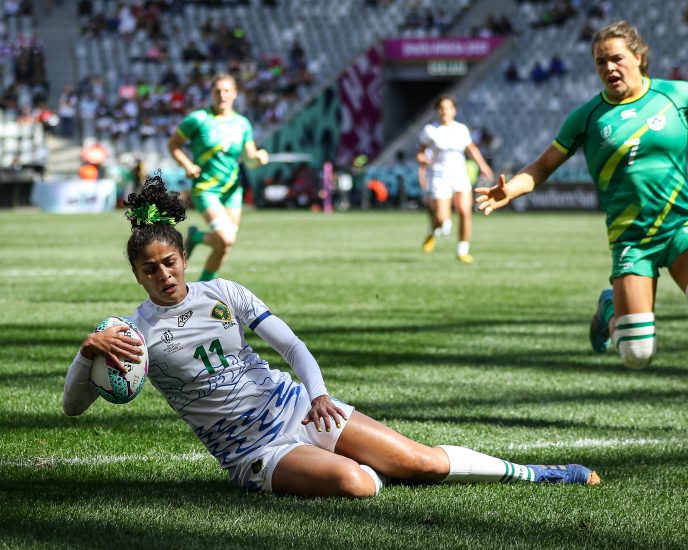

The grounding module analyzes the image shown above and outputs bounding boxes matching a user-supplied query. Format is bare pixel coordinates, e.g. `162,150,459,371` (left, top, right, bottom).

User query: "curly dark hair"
123,175,187,267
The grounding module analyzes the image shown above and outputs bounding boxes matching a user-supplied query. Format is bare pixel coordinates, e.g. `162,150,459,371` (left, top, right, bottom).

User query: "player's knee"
613,313,656,370
209,219,238,247
332,464,377,498
617,339,655,369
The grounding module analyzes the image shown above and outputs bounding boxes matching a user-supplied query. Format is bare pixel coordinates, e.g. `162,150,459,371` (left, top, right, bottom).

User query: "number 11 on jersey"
194,339,229,373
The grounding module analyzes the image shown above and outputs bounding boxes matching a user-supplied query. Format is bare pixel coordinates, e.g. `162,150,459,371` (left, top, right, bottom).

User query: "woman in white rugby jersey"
63,176,599,497
417,95,494,263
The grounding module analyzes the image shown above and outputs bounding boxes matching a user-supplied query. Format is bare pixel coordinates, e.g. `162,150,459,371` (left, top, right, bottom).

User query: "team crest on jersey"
161,330,174,344
211,301,234,323
600,125,612,139
178,310,193,327
647,114,666,131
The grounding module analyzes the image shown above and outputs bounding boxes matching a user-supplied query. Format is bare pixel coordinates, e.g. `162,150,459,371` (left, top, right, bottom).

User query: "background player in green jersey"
475,20,688,370
168,74,269,282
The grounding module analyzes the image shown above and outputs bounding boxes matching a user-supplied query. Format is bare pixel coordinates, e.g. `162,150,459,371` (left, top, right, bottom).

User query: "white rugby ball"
90,316,148,404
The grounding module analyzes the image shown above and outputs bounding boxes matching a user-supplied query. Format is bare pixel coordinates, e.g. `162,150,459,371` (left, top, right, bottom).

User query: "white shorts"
427,173,472,199
230,394,355,493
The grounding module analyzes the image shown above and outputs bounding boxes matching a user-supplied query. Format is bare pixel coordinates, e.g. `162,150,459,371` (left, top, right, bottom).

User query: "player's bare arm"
475,145,567,215
167,132,201,178
243,141,269,168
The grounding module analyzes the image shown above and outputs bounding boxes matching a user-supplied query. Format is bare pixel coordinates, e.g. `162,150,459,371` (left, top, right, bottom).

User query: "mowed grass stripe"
3,436,684,468
0,209,687,550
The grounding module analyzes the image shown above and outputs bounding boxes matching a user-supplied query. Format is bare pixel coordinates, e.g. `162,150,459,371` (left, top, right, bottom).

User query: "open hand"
81,325,144,374
475,174,510,215
302,395,348,433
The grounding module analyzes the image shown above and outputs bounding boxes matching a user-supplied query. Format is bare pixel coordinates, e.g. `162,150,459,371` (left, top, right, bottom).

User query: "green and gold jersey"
177,108,254,194
553,78,688,245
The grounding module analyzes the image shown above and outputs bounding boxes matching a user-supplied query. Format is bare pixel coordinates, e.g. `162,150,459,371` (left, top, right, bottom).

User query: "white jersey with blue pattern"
131,280,308,472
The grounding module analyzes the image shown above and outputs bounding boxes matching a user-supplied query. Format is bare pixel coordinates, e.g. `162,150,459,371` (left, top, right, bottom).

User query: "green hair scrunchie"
126,203,177,226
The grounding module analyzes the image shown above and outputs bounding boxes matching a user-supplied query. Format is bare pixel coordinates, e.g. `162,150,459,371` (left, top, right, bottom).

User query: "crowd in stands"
1,0,50,172
398,4,453,36
69,0,314,151
0,1,50,118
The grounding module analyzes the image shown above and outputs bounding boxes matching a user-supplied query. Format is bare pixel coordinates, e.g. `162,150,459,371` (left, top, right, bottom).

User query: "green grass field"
1,208,686,549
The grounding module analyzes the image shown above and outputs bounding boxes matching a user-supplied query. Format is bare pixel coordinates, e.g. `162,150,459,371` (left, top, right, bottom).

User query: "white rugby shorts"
230,392,355,493
427,173,472,199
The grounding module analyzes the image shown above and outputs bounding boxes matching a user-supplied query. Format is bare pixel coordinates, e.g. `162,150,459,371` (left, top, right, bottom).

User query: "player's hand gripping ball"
90,317,148,404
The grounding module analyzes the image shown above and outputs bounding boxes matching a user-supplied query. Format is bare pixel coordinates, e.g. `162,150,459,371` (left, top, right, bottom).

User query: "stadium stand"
0,1,49,175
373,0,688,196
68,0,473,171
2,0,683,208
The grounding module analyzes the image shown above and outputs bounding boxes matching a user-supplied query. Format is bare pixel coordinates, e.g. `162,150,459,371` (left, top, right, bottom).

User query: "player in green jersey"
168,74,269,281
475,20,688,370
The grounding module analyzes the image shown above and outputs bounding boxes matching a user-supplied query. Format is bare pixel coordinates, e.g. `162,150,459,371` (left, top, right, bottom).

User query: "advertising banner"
383,37,503,61
337,44,384,166
32,179,116,213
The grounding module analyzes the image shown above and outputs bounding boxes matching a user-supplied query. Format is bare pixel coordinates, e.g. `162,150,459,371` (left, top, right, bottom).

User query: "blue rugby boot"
589,288,613,353
528,464,601,485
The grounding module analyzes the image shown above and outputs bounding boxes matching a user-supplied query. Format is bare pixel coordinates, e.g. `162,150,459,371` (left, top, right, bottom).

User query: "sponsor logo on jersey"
178,310,193,327
620,108,637,120
161,330,174,344
647,114,666,131
211,301,233,322
600,125,612,139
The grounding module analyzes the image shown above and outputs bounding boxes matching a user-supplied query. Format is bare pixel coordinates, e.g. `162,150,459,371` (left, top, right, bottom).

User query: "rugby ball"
90,316,148,404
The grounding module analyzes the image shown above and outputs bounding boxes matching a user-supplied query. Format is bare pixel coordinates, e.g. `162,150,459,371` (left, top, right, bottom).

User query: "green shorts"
610,225,688,281
191,183,243,213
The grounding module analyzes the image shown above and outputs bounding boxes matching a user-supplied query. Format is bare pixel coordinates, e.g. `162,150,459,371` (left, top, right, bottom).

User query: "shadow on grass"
0,476,678,550
310,346,688,378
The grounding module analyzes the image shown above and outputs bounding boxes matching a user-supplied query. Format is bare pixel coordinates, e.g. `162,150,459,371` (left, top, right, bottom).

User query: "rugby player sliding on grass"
63,176,600,497
476,21,688,370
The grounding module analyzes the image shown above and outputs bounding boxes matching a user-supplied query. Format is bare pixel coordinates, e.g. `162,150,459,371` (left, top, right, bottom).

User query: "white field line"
504,436,686,451
1,451,212,468
1,437,685,468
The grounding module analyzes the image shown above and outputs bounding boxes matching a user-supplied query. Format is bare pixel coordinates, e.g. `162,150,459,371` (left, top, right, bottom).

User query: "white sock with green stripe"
613,313,656,369
438,445,535,483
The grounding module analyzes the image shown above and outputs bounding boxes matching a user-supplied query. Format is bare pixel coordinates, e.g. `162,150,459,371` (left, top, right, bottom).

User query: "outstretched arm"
475,145,567,215
253,315,347,432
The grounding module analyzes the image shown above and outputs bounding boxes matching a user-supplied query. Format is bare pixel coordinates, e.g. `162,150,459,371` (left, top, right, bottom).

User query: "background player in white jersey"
417,96,494,263
63,176,599,496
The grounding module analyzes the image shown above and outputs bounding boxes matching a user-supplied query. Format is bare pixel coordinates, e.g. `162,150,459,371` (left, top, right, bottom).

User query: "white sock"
441,219,453,235
359,464,384,495
457,241,470,256
439,445,535,483
432,226,442,237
